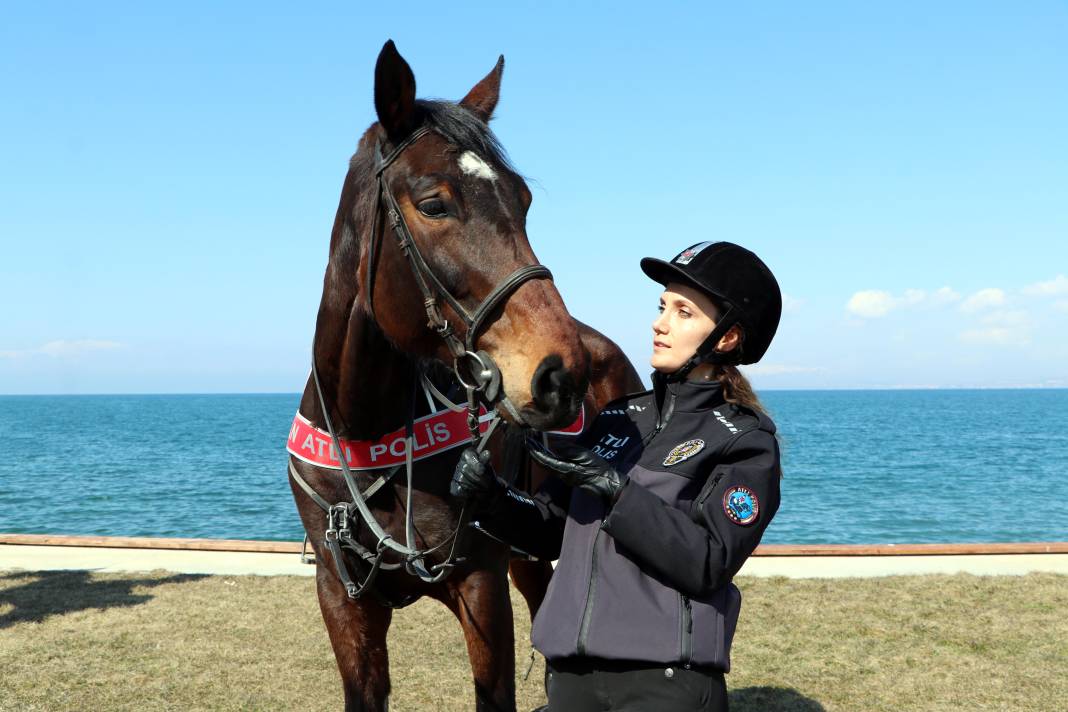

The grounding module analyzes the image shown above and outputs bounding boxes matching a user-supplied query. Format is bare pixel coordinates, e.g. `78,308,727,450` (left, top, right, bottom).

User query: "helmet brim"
640,257,726,304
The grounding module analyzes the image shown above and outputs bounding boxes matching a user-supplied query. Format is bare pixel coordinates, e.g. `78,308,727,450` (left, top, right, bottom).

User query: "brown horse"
290,41,641,711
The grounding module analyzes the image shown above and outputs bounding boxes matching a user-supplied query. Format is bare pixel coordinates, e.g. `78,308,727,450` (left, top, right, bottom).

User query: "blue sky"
1,1,1066,394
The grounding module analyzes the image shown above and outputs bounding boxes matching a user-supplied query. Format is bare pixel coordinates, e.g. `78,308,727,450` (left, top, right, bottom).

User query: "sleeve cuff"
601,478,656,544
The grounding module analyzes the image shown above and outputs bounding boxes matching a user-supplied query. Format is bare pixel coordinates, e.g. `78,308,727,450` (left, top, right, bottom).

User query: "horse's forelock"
348,100,516,176
417,100,516,175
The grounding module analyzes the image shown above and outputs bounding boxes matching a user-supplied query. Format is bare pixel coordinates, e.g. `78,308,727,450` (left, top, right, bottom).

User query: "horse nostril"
531,354,572,410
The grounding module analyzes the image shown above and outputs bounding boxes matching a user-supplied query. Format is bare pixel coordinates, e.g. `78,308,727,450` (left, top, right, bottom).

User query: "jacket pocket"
688,583,742,671
678,592,693,667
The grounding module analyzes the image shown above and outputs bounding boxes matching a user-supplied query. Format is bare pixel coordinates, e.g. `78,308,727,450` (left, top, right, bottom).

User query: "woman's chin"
650,355,680,373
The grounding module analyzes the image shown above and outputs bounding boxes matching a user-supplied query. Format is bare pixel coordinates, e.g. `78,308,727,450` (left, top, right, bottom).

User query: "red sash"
287,405,584,471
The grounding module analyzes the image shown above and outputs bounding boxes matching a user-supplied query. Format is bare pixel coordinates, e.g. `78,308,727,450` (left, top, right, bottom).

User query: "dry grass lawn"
0,569,1065,711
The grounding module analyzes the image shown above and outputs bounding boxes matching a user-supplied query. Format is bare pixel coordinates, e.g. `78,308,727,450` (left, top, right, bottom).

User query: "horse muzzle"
522,354,587,431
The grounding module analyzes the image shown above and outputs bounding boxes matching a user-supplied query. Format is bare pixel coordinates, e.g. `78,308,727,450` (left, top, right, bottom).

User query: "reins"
290,124,552,602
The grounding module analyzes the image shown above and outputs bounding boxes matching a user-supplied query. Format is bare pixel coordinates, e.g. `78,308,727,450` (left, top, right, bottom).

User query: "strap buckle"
325,503,351,543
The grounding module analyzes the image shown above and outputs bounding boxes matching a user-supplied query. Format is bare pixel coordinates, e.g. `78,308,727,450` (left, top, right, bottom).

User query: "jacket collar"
651,370,727,425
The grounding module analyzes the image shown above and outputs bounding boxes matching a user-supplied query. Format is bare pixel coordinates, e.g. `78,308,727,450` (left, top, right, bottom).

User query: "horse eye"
417,198,448,218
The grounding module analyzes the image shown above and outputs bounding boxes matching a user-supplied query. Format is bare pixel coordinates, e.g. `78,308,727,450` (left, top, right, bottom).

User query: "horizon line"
2,385,1067,397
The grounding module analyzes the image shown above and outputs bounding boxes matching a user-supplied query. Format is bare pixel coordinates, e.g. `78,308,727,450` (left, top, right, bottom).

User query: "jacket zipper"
576,383,677,656
679,592,693,667
576,525,602,655
643,382,677,445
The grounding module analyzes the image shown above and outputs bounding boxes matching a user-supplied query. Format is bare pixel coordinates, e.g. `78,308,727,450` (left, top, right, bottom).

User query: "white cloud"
1023,275,1068,297
0,339,123,359
741,363,828,376
1055,300,1068,313
959,309,1032,347
901,289,926,306
845,287,958,319
846,290,896,318
980,309,1032,328
960,288,1006,313
930,286,961,305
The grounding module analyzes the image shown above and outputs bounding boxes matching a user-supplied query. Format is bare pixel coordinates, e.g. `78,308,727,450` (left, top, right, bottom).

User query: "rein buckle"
326,503,352,543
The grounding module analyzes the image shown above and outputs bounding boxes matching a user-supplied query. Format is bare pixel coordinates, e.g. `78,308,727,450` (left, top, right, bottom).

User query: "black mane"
416,100,516,173
349,100,516,175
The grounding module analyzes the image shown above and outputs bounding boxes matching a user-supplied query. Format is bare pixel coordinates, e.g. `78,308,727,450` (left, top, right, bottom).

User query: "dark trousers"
545,658,728,712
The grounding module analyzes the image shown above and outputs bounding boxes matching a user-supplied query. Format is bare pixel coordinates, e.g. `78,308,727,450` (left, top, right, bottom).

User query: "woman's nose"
652,313,668,334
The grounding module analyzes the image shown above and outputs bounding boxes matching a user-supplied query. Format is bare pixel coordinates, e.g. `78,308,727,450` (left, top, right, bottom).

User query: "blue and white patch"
663,439,705,466
722,486,759,526
673,242,713,265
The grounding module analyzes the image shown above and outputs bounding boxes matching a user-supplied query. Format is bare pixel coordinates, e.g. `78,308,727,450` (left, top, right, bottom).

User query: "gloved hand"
527,440,628,504
449,447,500,507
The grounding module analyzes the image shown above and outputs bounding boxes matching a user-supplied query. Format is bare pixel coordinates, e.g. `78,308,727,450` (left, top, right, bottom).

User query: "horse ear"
374,40,418,142
459,55,504,123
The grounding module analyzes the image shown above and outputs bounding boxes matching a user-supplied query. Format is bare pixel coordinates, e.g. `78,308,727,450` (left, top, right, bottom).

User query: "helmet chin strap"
667,305,741,382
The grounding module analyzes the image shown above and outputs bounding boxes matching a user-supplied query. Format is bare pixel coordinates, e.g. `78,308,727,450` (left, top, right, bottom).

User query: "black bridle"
366,125,553,437
292,124,554,601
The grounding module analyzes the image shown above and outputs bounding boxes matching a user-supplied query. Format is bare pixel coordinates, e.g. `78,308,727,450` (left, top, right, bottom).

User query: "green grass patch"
1,570,1064,710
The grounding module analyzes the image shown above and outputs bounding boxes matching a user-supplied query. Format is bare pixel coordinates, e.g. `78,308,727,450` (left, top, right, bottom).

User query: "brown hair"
705,301,766,415
705,312,779,475
712,363,765,415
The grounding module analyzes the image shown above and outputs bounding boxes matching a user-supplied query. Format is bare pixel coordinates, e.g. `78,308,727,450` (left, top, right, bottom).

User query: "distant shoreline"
2,386,1067,397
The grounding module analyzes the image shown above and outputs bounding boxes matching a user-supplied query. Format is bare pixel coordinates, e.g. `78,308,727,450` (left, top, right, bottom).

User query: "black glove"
449,447,500,508
527,440,628,504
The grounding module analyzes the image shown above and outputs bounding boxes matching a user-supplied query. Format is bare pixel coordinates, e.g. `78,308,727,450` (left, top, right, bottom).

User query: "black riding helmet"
640,241,782,372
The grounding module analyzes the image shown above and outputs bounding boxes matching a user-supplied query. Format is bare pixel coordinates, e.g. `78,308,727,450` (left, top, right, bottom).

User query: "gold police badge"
662,439,705,466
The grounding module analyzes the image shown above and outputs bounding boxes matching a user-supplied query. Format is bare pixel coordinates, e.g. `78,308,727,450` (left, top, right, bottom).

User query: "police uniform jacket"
481,374,781,671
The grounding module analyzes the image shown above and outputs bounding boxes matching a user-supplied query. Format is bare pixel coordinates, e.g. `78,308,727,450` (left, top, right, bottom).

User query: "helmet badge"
673,242,713,266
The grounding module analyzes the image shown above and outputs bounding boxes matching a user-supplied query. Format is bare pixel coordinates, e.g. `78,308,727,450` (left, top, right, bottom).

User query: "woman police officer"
451,241,783,711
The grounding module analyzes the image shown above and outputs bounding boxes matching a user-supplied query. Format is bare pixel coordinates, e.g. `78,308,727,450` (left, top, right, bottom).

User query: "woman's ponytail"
705,304,766,415
713,364,765,415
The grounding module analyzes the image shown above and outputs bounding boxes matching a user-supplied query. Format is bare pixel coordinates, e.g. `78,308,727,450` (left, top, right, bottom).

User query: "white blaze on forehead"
458,151,498,181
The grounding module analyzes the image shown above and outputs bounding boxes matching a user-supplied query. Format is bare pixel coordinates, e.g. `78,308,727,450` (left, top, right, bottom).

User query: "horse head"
325,41,589,432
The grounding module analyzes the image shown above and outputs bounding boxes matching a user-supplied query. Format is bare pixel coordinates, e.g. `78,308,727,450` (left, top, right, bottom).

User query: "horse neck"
300,177,416,440
300,301,416,441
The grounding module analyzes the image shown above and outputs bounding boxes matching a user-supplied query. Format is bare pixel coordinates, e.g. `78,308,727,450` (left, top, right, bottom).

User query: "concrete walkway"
0,543,315,577
2,542,1067,578
738,552,1068,578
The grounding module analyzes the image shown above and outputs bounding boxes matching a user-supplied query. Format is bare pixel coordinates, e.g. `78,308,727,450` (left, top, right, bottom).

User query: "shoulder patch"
663,439,705,466
723,486,759,526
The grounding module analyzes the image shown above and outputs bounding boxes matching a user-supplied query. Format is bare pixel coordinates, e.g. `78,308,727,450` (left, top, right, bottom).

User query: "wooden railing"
2,533,1067,556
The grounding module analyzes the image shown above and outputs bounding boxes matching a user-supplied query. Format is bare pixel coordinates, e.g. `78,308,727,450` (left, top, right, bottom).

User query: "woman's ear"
715,325,743,354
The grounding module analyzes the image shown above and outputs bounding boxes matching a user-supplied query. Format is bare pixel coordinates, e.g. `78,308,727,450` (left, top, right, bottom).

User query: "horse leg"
315,563,393,712
443,568,517,712
507,558,553,620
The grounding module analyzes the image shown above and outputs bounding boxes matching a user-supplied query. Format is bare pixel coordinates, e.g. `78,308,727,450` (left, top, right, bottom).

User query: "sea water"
1,390,1065,544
